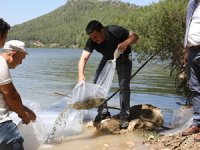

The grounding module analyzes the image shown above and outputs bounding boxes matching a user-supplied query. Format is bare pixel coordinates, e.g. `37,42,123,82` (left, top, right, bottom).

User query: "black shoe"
119,118,129,129
93,112,111,124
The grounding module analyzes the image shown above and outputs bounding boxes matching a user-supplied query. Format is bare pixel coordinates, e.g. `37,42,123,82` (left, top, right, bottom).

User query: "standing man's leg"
182,48,200,136
188,49,200,126
93,57,111,123
116,55,132,129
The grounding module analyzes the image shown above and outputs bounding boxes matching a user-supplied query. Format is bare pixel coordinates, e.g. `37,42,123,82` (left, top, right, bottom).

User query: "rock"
86,121,94,128
129,104,164,129
94,104,164,134
127,119,140,132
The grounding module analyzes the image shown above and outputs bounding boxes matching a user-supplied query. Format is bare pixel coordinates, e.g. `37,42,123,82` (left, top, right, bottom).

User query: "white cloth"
188,3,200,47
0,55,12,123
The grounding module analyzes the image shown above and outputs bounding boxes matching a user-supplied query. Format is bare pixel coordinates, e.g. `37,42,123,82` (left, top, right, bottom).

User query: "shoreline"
39,124,150,150
38,122,200,150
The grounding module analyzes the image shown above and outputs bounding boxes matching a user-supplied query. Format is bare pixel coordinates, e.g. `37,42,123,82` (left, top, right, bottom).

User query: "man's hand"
0,82,36,124
117,42,128,53
18,106,36,124
18,111,29,124
24,106,36,121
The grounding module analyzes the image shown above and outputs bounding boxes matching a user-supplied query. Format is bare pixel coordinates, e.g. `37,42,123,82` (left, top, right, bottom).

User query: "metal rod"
107,106,120,110
140,116,171,130
105,51,159,102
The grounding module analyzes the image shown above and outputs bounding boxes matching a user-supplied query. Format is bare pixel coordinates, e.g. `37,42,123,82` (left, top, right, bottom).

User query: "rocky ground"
91,104,200,150
92,104,164,134
144,131,200,150
45,104,199,150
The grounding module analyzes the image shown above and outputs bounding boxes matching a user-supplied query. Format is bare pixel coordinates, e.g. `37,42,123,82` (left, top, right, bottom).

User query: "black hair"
86,20,104,34
0,18,10,36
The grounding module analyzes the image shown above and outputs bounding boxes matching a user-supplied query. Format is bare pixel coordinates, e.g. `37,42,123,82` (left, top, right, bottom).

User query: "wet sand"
39,125,149,150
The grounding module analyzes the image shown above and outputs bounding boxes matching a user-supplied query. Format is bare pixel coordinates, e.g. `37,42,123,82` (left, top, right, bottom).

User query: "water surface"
11,48,184,126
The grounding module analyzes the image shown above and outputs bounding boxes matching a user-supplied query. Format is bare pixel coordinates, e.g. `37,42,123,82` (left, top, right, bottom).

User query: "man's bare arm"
0,82,36,124
78,50,91,82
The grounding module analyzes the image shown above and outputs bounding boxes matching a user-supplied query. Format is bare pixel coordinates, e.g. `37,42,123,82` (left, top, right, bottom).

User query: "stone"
93,104,164,134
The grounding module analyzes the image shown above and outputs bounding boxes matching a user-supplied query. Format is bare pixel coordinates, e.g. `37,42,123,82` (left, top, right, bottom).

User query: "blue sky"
1,0,159,26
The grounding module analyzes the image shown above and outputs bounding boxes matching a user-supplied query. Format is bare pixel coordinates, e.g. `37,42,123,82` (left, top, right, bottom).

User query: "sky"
1,0,159,26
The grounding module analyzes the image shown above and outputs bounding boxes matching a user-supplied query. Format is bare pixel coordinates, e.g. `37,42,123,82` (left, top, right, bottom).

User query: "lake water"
9,48,184,131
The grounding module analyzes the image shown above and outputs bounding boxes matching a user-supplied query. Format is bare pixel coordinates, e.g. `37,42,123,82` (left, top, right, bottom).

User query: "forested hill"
9,0,187,68
9,0,138,48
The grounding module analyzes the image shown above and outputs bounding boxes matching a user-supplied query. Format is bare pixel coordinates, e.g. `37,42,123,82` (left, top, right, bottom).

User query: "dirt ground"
40,127,200,150
40,104,197,150
143,131,200,150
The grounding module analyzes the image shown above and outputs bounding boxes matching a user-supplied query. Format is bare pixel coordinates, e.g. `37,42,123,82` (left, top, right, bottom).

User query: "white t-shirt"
188,2,200,47
0,55,12,123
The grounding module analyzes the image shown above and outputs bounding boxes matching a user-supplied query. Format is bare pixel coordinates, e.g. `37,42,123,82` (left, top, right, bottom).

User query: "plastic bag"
17,118,47,150
71,81,107,110
160,106,193,135
71,49,118,110
47,49,119,143
95,59,116,94
171,106,192,127
160,118,193,135
113,48,121,60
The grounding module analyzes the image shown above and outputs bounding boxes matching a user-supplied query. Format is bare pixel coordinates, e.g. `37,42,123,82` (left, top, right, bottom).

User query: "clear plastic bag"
160,106,193,135
113,48,121,60
171,106,192,127
18,118,47,150
48,49,118,143
70,81,107,110
71,49,117,110
96,59,116,94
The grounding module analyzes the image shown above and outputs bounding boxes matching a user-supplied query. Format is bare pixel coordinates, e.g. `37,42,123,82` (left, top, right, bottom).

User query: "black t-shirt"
84,25,131,59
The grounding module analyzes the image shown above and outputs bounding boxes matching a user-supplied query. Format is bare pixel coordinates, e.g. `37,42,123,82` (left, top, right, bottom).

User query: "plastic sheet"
160,106,193,135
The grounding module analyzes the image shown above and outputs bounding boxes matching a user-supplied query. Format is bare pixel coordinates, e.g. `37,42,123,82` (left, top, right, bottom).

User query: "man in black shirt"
78,20,139,129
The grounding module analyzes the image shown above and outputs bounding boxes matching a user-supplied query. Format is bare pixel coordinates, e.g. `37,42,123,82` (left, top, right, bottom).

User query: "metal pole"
105,51,159,102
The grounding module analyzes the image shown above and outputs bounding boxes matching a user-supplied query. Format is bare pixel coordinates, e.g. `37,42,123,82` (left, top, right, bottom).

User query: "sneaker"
194,133,200,141
119,118,129,129
182,125,200,136
93,112,111,124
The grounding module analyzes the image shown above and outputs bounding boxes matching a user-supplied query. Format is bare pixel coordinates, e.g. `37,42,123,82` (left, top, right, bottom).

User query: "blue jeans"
188,47,200,127
0,121,24,150
94,54,132,119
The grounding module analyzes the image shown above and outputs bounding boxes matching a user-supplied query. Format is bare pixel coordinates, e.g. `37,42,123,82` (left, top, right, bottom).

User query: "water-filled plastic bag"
18,118,47,150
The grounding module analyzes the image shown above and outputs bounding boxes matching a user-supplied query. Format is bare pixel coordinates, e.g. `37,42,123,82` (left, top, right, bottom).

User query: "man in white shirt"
0,40,36,149
182,0,200,141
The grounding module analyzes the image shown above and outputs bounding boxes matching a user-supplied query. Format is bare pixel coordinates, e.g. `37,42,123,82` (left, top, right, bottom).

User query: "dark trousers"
188,47,200,127
94,55,132,119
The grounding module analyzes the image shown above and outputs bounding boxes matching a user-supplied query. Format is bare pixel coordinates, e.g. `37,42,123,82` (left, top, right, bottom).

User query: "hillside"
9,0,137,48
